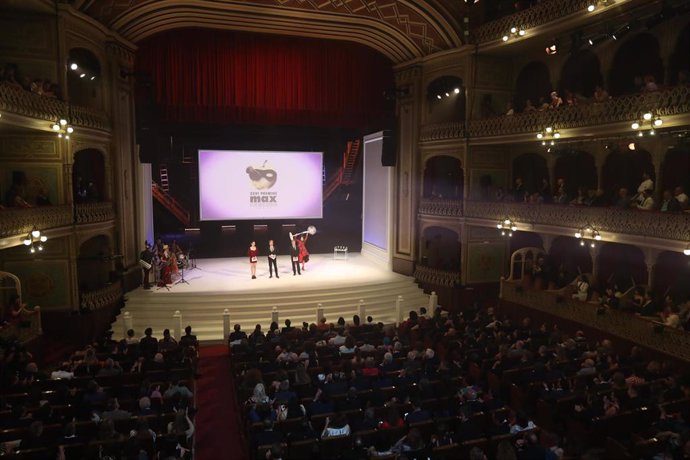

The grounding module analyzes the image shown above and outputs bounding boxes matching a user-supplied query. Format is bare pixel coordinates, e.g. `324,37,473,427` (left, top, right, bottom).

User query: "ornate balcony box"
468,86,690,138
502,280,690,362
418,198,463,217
0,205,73,240
464,200,690,242
0,82,110,131
420,122,465,142
75,202,116,224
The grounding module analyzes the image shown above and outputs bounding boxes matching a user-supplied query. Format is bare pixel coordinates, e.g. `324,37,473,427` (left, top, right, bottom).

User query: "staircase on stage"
111,253,430,342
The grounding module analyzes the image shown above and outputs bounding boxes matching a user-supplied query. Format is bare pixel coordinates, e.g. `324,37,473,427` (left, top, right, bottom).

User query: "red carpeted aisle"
195,345,249,460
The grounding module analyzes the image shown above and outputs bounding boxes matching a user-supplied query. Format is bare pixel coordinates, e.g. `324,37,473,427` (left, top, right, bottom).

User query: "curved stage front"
111,253,429,342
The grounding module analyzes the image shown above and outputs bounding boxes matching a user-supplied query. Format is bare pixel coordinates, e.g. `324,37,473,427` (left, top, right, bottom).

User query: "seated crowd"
1,63,60,99
231,306,690,459
496,173,689,213
0,325,199,459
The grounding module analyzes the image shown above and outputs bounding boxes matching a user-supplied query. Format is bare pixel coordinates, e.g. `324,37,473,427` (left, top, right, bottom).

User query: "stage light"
631,121,640,130
453,87,460,94
70,63,78,70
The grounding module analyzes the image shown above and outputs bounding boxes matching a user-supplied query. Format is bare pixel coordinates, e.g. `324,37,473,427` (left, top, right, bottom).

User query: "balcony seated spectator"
643,74,659,92
674,186,688,210
537,96,550,111
571,275,590,301
614,187,632,208
512,177,527,202
636,189,655,210
549,91,563,109
636,172,654,198
593,85,610,102
523,99,536,112
564,89,577,106
553,178,569,204
660,189,680,212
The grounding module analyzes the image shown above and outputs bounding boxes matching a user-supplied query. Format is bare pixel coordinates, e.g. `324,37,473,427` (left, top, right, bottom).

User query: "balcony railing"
418,198,463,217
414,265,461,287
0,82,110,131
0,205,73,240
420,122,465,142
464,200,690,242
75,202,116,224
471,0,592,44
468,86,690,138
501,279,690,362
80,281,123,312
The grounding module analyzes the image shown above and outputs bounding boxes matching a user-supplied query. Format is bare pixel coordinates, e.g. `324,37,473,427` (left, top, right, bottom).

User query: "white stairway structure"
111,254,431,342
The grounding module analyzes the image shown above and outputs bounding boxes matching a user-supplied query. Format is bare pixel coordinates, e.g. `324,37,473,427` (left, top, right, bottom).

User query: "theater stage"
112,253,430,342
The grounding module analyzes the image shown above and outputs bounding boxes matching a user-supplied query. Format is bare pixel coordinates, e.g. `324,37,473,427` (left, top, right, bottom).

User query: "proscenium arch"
105,1,462,63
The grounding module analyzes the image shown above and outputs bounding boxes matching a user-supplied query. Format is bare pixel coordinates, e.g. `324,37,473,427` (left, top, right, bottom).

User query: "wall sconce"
23,228,48,253
50,117,74,139
683,244,690,256
631,111,662,136
502,26,526,42
586,0,611,12
537,126,561,150
575,224,601,247
497,218,518,237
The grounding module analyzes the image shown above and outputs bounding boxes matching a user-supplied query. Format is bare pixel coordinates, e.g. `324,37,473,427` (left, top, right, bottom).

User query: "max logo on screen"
246,161,278,204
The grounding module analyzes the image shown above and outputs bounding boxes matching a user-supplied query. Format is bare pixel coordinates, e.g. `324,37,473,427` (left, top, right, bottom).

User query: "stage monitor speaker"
381,130,397,167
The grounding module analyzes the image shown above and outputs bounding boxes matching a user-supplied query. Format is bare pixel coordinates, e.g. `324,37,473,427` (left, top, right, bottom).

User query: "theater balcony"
0,206,73,249
0,82,110,134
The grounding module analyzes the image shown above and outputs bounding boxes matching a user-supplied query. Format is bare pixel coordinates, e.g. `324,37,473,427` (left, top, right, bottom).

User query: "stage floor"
146,253,408,294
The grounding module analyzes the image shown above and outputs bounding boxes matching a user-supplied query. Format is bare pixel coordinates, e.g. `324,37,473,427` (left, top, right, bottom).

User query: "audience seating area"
0,327,198,460
231,307,690,460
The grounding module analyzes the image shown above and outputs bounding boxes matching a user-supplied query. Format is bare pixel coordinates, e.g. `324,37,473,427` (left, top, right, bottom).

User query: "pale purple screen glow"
198,150,323,220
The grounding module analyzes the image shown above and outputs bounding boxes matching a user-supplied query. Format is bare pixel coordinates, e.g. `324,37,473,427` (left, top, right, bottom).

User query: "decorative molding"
80,281,122,311
471,0,592,44
414,264,461,287
0,206,73,240
419,122,465,142
502,280,690,362
418,198,463,217
0,82,111,132
464,200,690,243
75,202,116,224
468,86,690,138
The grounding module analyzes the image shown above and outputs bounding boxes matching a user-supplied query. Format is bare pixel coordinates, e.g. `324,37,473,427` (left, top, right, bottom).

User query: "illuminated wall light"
453,88,460,94
90,76,96,81
79,73,86,78
649,129,656,136
684,244,690,256
436,95,442,100
537,133,544,139
70,63,78,70
628,142,636,150
545,126,553,133
553,131,561,139
643,112,652,121
445,92,450,97
510,26,517,34
550,140,555,146
541,141,546,146
653,117,663,127
638,131,644,137
575,231,582,238
502,35,509,42
631,121,640,130
587,4,596,12
518,29,525,36
66,126,74,134
52,123,60,131
545,44,558,55
60,119,67,126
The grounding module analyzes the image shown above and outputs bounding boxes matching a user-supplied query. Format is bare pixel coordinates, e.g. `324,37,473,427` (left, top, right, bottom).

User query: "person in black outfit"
267,240,279,278
140,242,155,289
289,239,301,275
139,328,158,359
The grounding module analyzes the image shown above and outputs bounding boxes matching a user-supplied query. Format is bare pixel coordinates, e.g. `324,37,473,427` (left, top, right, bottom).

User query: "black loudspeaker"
381,129,397,167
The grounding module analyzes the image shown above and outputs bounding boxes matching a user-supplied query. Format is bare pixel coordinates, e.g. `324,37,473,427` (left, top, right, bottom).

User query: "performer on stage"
296,234,310,271
248,241,258,279
267,240,279,279
158,244,174,287
140,241,154,289
290,238,301,276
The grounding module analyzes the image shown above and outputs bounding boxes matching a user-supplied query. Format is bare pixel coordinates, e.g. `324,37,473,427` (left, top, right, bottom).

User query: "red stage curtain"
136,30,394,128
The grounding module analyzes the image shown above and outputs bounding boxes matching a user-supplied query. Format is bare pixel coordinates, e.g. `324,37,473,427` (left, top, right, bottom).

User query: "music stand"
175,254,190,285
188,245,199,270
